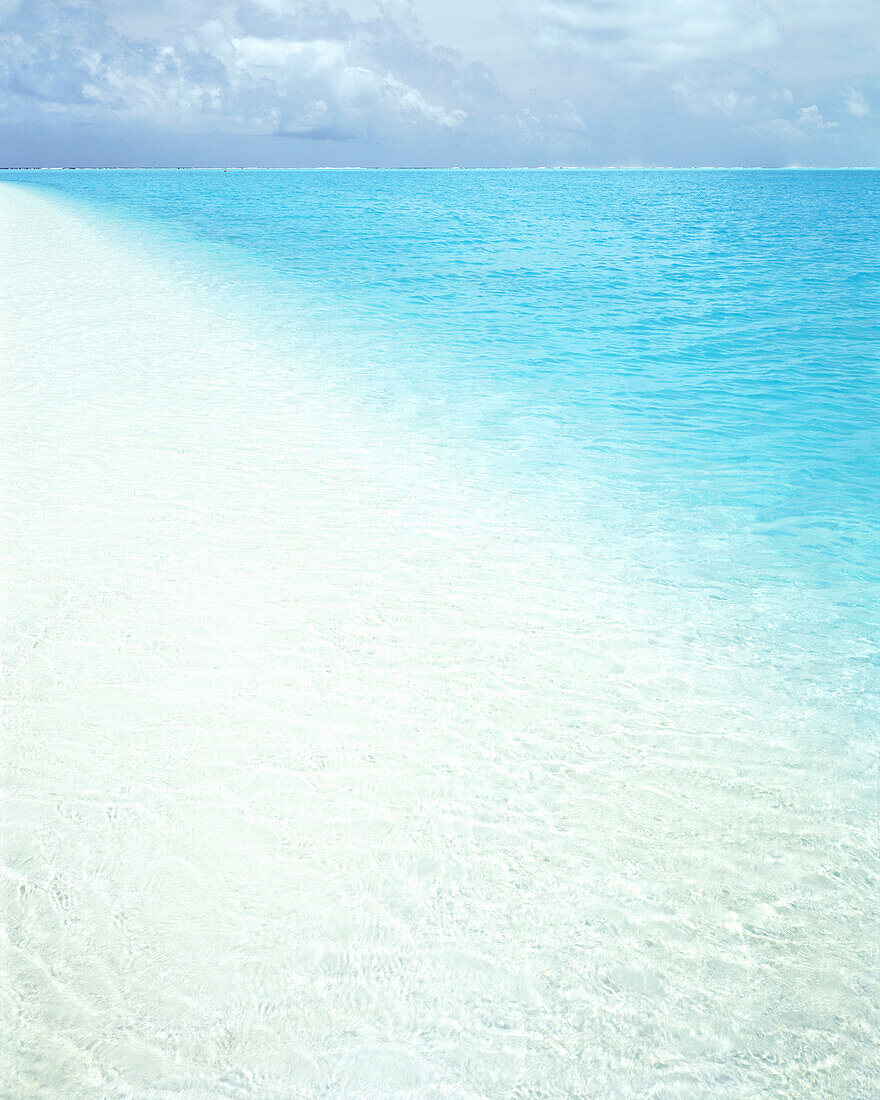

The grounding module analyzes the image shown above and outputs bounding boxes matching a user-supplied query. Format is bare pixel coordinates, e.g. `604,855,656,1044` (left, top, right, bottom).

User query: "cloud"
672,70,795,123
1,0,877,166
0,0,492,143
524,0,778,67
274,123,354,140
756,103,839,141
795,104,838,131
845,89,870,118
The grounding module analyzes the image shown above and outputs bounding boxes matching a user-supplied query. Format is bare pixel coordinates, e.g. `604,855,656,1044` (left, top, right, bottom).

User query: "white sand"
1,183,877,1098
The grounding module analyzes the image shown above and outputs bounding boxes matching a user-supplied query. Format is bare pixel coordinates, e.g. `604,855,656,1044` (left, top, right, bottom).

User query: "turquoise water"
22,168,880,567
22,169,880,733
3,170,879,1096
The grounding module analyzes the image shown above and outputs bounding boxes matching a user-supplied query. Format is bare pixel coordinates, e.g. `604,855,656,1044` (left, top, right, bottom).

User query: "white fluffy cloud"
756,103,840,141
516,0,877,162
0,0,878,165
0,0,493,142
845,89,871,118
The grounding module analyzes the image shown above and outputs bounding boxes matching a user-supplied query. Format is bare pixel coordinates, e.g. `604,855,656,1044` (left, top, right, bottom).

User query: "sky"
1,0,878,167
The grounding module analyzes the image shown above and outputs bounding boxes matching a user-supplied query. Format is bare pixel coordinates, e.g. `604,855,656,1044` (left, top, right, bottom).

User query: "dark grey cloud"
274,123,356,139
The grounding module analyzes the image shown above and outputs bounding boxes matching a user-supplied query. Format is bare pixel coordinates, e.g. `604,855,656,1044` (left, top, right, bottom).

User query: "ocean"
2,169,879,1097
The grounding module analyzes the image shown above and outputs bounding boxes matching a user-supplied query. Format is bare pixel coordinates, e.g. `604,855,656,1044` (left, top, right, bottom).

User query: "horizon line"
3,164,880,173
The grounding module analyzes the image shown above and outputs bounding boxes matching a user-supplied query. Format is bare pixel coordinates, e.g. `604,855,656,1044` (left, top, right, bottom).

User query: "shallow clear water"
18,170,880,583
2,171,879,1097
